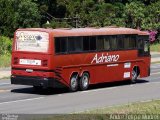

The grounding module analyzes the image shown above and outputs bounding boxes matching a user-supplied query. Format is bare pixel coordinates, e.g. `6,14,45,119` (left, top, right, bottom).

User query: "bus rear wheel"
33,85,43,91
69,74,78,92
79,72,89,91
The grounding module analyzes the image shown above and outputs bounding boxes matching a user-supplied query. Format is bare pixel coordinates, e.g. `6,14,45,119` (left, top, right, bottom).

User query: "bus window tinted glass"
104,36,110,50
130,35,136,48
68,37,82,52
144,41,149,52
83,36,90,51
110,36,117,50
124,35,130,49
90,36,96,51
55,37,67,53
124,35,136,49
117,35,124,49
97,36,104,51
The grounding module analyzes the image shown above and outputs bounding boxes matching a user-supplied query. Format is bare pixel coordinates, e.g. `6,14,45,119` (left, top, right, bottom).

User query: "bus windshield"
15,31,49,53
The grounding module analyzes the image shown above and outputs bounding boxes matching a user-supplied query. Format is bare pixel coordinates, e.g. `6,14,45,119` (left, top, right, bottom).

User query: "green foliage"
142,1,160,30
0,36,12,55
40,0,159,31
150,43,160,52
43,20,71,28
0,0,40,37
82,99,160,114
0,0,159,37
0,0,159,68
124,1,145,28
0,54,11,68
15,0,40,28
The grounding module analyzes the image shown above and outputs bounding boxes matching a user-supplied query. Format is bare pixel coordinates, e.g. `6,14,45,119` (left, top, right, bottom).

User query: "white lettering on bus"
91,53,120,64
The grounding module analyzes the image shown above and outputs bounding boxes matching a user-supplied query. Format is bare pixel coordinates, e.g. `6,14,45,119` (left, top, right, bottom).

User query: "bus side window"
137,35,150,56
90,36,96,51
97,36,104,51
130,35,137,49
104,36,110,51
83,36,90,51
68,36,83,53
124,35,130,49
110,36,117,50
144,40,149,52
138,39,144,49
117,35,124,50
55,37,67,54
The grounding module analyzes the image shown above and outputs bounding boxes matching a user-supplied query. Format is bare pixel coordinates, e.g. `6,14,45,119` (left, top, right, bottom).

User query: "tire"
79,72,89,91
33,86,43,90
131,69,138,83
69,74,78,92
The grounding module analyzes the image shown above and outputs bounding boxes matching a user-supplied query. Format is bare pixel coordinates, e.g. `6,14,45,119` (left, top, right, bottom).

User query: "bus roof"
17,27,149,37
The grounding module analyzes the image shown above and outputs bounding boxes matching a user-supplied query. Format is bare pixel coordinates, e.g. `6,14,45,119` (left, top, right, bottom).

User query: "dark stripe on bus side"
12,67,56,73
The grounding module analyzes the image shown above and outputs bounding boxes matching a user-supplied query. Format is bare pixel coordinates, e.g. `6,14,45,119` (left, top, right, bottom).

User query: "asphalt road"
0,63,160,114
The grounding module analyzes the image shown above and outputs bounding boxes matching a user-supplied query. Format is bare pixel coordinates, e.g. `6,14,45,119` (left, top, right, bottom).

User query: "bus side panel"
53,50,138,85
55,52,150,86
58,62,132,86
88,63,126,84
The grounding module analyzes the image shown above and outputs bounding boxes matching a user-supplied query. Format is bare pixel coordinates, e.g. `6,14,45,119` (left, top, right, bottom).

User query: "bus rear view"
11,29,55,89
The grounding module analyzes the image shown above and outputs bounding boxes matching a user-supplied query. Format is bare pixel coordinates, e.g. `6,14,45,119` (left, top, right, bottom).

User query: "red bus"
11,27,150,91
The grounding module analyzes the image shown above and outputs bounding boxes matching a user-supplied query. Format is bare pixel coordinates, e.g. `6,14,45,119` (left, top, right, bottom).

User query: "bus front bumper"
11,75,64,88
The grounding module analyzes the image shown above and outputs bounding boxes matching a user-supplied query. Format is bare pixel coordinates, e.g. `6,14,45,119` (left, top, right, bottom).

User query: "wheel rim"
71,77,77,89
82,75,89,88
132,70,137,80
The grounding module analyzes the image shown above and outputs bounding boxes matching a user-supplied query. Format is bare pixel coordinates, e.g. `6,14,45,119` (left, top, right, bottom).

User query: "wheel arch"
70,71,79,79
79,70,90,78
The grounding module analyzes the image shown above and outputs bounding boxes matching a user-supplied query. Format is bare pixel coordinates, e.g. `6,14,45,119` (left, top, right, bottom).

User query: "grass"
0,54,11,68
82,99,160,114
150,43,160,52
0,76,10,80
32,100,160,120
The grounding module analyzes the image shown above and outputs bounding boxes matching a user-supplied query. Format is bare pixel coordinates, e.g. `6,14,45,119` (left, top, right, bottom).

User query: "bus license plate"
19,59,41,65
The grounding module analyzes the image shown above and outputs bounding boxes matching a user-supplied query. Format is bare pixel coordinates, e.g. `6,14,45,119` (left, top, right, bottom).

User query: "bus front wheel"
131,69,138,83
79,72,89,91
69,74,78,92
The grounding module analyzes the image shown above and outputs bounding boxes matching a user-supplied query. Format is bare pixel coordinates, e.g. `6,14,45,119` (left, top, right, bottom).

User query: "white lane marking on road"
151,72,160,75
0,97,45,105
0,83,10,86
147,77,160,80
151,65,160,68
0,89,11,92
0,82,160,105
151,70,160,73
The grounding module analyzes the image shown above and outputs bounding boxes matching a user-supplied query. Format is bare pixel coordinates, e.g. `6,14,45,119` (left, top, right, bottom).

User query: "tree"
0,0,40,37
123,1,145,29
89,3,117,27
142,1,160,30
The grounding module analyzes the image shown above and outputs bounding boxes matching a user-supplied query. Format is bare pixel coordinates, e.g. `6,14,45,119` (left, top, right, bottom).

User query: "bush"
0,36,12,55
157,34,160,43
0,54,11,67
